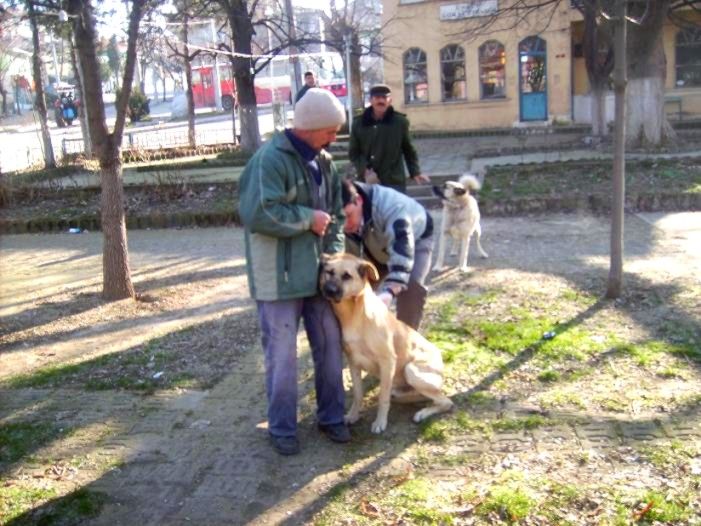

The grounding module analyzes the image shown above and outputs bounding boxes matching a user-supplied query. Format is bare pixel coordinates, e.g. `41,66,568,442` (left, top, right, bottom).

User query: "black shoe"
270,434,300,456
318,422,351,443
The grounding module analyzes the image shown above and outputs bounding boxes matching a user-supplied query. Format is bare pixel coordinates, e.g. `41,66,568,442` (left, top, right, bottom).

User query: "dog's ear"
454,187,467,196
357,260,380,283
320,253,331,266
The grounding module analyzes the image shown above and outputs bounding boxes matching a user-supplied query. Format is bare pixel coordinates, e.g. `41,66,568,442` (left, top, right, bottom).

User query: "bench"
664,95,683,121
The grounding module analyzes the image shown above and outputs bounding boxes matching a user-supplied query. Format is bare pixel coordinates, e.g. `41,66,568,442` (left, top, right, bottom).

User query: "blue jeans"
256,295,345,438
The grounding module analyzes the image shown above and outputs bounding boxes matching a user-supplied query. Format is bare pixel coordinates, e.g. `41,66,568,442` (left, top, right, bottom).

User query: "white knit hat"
293,88,346,130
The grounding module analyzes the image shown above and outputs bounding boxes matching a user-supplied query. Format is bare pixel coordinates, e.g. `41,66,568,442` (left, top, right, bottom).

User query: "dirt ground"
1,211,700,525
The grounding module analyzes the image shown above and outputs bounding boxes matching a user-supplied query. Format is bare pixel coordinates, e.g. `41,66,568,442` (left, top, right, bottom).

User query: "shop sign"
440,0,498,20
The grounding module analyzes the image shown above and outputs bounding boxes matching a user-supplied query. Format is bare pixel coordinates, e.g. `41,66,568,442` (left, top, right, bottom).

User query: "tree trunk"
71,41,92,158
69,0,143,300
626,76,673,147
14,79,22,115
162,74,167,102
350,33,363,112
182,17,196,148
184,61,196,147
226,2,260,152
0,84,7,116
28,4,56,169
607,0,627,300
100,155,133,299
590,83,609,137
625,0,674,147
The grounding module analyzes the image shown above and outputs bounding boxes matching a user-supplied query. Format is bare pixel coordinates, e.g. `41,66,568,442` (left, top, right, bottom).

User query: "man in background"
294,71,317,104
349,84,429,193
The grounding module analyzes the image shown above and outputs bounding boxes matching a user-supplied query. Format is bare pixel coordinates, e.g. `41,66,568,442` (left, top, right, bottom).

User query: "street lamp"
264,7,276,105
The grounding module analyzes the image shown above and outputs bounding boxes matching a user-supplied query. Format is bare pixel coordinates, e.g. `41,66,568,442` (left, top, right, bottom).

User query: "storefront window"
479,40,506,99
403,48,429,104
676,28,701,87
440,45,466,101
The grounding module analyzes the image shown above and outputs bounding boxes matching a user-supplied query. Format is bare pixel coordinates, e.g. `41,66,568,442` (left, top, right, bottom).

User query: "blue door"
519,36,548,121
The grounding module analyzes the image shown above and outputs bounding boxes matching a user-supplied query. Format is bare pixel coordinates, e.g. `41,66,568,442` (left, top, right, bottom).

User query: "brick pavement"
1,213,700,524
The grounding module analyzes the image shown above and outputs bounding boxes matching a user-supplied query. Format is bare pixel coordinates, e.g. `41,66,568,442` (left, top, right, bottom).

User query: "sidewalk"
1,212,699,524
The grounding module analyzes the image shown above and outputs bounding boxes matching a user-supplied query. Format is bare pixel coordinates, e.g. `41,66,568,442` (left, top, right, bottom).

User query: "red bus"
191,63,347,110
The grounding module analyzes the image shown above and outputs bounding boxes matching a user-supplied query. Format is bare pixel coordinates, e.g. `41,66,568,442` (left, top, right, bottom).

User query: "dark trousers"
256,295,345,438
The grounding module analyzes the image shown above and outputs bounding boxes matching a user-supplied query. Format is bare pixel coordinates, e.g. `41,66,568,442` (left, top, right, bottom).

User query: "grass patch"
491,414,553,432
483,158,701,201
1,487,107,526
419,412,553,442
0,422,67,464
419,411,492,443
478,472,535,523
386,478,454,525
538,388,586,409
612,338,700,368
4,334,199,393
314,477,454,525
617,490,694,524
638,439,698,472
537,369,560,382
0,485,57,524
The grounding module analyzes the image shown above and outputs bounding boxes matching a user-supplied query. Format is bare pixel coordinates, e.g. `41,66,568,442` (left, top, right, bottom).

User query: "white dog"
432,173,488,273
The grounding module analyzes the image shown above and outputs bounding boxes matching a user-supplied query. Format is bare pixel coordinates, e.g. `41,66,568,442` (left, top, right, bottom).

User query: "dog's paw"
370,417,387,434
344,411,360,425
480,252,489,259
459,266,470,273
412,408,431,423
432,264,446,272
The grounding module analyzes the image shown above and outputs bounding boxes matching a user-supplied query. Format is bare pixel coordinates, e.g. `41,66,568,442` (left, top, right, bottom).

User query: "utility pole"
283,0,302,100
344,33,353,133
50,32,60,84
210,18,222,110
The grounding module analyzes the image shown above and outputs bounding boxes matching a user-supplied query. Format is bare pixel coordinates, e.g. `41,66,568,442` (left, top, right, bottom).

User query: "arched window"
403,48,428,104
440,45,466,101
479,40,506,99
676,28,701,87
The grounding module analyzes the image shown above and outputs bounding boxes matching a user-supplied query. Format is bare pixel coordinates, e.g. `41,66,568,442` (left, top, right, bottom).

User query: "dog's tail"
459,173,482,192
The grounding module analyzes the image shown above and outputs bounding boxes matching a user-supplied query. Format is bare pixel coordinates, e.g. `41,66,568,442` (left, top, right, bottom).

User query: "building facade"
381,0,701,131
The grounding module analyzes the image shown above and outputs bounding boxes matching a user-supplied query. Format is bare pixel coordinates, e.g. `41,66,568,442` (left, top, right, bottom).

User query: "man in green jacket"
238,88,350,456
349,84,430,193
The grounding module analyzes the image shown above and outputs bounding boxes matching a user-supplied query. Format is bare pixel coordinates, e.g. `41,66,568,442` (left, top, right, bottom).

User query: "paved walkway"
1,212,700,524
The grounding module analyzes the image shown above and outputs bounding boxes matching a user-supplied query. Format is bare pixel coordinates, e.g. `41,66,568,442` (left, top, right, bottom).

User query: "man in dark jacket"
294,71,317,104
239,88,350,456
341,179,434,330
348,84,430,193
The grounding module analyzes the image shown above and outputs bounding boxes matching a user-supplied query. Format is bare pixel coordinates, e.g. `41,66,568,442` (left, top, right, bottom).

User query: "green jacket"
348,106,421,190
238,131,345,301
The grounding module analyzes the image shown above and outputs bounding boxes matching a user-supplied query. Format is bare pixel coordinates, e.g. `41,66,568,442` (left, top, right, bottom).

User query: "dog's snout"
432,185,446,200
321,280,343,302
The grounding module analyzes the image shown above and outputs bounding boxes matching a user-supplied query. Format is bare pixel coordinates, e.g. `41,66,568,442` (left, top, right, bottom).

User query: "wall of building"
663,15,701,120
382,0,576,130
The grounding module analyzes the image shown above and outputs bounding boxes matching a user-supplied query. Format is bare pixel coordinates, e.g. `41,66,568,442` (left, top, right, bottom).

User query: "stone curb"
2,192,698,235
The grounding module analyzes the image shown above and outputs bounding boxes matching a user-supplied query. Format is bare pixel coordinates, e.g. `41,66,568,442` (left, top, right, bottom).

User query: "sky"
97,0,331,38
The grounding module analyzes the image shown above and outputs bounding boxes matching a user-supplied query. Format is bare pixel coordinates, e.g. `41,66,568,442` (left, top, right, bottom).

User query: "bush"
115,87,151,123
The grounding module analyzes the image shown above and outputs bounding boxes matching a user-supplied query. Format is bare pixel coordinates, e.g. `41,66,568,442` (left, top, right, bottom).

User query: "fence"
2,123,239,173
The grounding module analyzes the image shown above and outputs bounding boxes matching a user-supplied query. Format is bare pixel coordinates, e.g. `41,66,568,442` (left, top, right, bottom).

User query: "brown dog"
320,253,453,434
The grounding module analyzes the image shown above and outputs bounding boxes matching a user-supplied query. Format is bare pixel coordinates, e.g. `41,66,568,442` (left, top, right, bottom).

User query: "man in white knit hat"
238,88,350,455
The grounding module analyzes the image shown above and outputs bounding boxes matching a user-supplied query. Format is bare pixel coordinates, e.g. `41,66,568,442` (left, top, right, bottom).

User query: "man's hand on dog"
412,174,431,184
378,284,402,307
377,291,393,307
311,210,332,236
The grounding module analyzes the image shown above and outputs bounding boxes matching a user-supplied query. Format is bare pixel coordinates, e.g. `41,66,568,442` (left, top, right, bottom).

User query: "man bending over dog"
341,178,433,330
238,89,350,456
